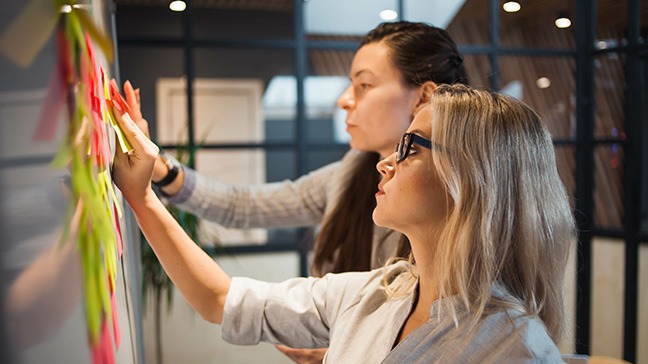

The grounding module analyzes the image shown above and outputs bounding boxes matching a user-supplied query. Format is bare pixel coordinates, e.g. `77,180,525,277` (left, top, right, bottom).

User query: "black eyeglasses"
395,132,433,163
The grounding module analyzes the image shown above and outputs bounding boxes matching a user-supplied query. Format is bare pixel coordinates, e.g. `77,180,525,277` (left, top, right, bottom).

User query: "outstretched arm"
122,80,331,229
123,80,185,196
112,110,230,324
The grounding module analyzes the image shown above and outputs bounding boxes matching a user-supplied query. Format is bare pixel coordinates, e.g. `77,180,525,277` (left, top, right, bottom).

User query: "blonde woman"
125,21,468,277
113,84,575,363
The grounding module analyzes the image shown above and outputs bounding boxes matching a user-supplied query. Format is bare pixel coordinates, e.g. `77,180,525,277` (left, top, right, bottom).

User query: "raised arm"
123,80,332,229
123,81,185,196
112,110,230,324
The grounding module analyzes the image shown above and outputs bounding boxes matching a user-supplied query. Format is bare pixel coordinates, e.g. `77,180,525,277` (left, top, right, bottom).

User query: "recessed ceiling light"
379,9,398,21
536,77,551,89
555,16,571,29
502,1,521,13
169,0,186,12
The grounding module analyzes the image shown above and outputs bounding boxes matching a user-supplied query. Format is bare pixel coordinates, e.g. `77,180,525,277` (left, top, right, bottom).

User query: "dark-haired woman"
127,21,468,277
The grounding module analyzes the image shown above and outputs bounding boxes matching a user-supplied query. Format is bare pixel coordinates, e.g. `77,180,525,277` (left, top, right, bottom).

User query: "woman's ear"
413,81,437,116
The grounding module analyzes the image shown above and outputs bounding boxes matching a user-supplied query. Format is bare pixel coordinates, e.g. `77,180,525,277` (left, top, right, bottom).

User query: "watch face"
161,153,180,169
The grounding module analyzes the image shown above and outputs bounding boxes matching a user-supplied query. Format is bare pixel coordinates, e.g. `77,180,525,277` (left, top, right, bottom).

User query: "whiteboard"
0,1,142,363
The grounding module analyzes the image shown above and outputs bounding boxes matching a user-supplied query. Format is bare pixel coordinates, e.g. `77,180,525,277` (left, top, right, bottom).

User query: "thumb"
115,111,158,158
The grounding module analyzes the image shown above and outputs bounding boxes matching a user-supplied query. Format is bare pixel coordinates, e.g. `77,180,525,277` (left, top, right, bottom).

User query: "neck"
394,235,441,345
407,231,443,310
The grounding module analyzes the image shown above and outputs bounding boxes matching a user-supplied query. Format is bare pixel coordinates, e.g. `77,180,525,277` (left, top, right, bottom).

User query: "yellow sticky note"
103,108,132,153
0,0,60,68
106,178,123,218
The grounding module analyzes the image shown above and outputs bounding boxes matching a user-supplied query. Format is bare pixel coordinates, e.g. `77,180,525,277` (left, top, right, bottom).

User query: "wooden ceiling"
114,0,641,229
452,0,647,30
114,0,648,24
114,0,292,11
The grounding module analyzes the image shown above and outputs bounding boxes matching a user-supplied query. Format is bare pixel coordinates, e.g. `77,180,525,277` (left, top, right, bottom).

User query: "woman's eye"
355,83,370,92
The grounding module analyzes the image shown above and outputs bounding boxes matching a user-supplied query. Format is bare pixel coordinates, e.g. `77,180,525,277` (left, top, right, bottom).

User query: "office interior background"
0,0,646,363
113,0,648,363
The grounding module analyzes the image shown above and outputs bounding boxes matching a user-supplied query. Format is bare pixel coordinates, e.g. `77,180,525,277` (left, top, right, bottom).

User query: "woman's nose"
377,154,396,177
337,86,355,110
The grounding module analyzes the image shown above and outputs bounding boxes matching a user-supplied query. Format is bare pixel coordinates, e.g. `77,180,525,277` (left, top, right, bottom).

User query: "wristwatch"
153,152,182,187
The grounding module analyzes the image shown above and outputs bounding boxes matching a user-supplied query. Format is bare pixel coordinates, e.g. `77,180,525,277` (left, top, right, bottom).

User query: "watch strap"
153,153,181,187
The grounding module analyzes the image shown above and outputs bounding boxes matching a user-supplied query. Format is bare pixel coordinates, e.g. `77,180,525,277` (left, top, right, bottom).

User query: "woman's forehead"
351,43,397,77
408,106,433,137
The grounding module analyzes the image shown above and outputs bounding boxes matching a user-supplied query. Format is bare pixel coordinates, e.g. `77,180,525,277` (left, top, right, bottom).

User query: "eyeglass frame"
395,132,440,163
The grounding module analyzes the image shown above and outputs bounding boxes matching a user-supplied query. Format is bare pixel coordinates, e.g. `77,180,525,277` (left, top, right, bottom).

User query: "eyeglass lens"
396,133,412,162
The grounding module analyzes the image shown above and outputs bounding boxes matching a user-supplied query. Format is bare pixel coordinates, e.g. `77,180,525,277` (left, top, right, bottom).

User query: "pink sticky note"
114,204,123,258
91,343,101,364
111,293,121,348
33,65,65,141
100,319,115,364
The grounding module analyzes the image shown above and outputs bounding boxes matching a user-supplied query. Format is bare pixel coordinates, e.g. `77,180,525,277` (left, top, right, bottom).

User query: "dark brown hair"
362,21,468,87
311,22,469,276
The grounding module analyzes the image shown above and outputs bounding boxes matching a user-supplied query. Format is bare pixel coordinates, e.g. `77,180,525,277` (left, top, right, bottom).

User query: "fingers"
114,111,159,157
123,80,142,120
74,116,91,148
275,345,326,363
123,79,151,138
111,106,159,205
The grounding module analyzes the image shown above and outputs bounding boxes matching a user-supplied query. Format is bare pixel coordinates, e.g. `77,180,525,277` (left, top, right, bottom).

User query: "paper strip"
0,0,59,68
33,66,66,141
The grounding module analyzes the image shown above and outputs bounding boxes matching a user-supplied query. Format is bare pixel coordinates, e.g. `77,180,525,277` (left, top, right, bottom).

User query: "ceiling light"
379,9,398,21
555,16,571,29
502,2,521,13
536,77,551,89
60,4,72,13
169,0,186,12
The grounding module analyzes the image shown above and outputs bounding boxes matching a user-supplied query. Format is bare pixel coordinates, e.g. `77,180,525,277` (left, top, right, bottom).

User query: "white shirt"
222,261,564,363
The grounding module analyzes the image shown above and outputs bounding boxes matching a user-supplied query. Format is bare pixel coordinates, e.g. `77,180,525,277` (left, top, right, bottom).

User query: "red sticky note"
108,80,130,115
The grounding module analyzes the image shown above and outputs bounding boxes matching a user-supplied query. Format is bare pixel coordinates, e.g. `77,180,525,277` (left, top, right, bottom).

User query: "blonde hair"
386,84,576,343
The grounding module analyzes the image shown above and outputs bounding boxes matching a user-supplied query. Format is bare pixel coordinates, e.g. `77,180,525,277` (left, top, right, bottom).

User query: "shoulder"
511,313,563,362
477,310,563,363
322,260,411,292
315,261,412,312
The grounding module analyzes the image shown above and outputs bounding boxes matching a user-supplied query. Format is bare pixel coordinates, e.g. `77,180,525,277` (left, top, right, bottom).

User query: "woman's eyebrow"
350,69,375,80
409,129,428,137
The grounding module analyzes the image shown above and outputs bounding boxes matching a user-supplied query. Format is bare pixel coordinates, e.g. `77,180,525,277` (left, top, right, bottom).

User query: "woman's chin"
348,139,362,151
348,138,374,152
371,209,389,228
